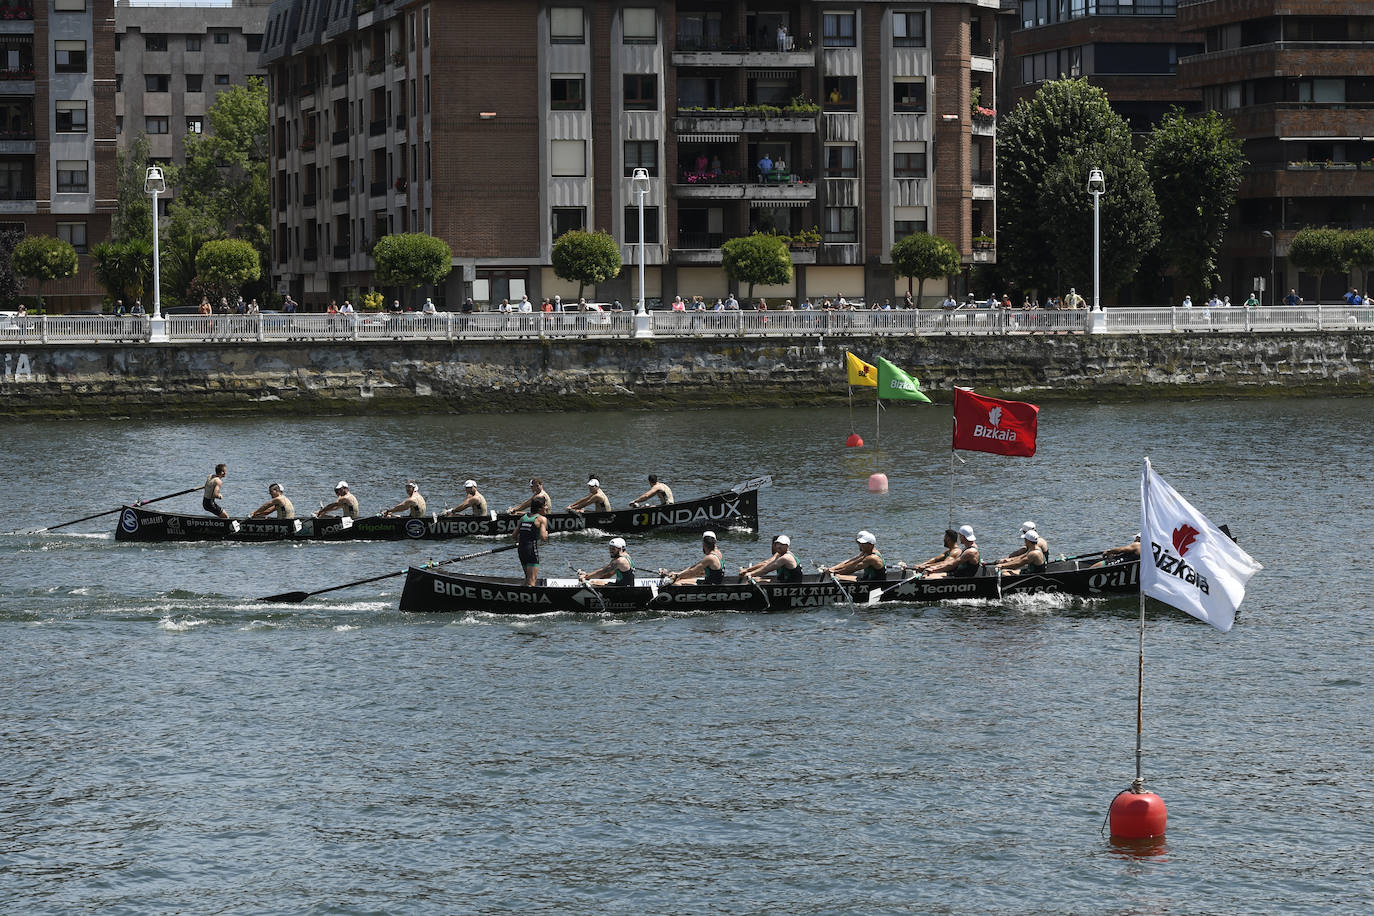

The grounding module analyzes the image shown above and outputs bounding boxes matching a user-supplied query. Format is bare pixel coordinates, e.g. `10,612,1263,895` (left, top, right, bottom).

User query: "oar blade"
258,590,312,604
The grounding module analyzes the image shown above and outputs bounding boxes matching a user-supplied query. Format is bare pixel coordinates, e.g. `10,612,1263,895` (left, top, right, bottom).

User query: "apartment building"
2,0,115,310
115,0,270,200
1177,0,1374,302
261,0,1000,307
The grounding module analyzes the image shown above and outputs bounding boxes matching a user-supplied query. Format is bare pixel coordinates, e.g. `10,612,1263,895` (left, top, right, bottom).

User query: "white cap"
773,534,790,546
1020,520,1036,533
856,530,876,545
464,479,477,488
609,537,626,549
405,481,418,490
1022,529,1039,543
702,530,717,540
958,524,976,541
335,481,349,490
588,478,600,488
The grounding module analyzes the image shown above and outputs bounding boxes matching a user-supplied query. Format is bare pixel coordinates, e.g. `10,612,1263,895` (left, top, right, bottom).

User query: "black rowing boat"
113,487,760,543
999,556,1139,597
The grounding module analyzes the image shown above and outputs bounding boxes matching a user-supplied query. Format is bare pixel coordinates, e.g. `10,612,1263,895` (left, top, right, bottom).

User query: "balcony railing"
673,35,815,53
395,114,406,130
331,128,349,145
0,68,36,81
675,231,723,249
368,119,385,135
332,186,350,202
972,169,993,185
332,244,350,259
302,192,316,207
302,247,318,261
369,181,387,197
0,184,35,200
331,70,347,87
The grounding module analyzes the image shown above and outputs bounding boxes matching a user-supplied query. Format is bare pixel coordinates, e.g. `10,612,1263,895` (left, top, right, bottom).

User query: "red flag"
952,388,1039,457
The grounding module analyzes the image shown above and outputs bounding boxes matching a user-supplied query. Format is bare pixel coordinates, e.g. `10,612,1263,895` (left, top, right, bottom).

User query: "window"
824,207,857,242
893,141,927,177
893,12,925,47
56,221,87,253
186,36,202,51
551,139,586,177
145,74,169,92
144,33,168,52
54,0,86,9
55,40,87,73
893,206,927,240
215,74,231,86
56,160,88,193
423,6,430,46
824,76,857,110
425,141,431,179
114,34,121,51
623,8,656,44
552,207,585,238
214,32,230,45
551,75,585,111
623,206,660,243
424,75,430,112
115,115,122,135
823,12,856,47
145,116,170,134
185,73,203,92
825,143,857,178
246,34,262,53
624,74,657,111
550,7,584,44
55,100,87,133
187,116,203,133
893,78,927,112
624,140,657,177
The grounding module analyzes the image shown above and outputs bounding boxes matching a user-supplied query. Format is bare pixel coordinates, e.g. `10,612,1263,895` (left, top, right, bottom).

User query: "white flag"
1140,458,1262,632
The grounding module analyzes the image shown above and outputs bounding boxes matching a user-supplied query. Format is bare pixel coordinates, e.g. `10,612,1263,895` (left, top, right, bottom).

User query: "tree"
1287,227,1346,305
1342,228,1374,299
997,79,1157,294
10,235,78,311
1145,109,1247,297
890,233,960,307
721,233,793,299
92,239,154,305
372,233,454,305
0,225,24,306
551,229,622,300
112,133,154,244
194,238,261,303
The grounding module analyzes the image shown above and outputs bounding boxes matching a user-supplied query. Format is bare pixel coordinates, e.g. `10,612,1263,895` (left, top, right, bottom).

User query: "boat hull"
999,557,1140,597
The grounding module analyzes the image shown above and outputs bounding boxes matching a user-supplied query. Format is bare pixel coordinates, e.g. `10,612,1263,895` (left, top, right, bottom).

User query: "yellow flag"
846,351,878,387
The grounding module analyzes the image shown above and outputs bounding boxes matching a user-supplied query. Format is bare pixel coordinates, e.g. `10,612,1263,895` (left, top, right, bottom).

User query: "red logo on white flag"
1172,524,1199,557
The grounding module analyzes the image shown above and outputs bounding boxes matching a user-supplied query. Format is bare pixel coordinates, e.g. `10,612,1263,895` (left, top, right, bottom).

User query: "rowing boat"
398,567,1003,614
999,556,1139,597
112,488,760,543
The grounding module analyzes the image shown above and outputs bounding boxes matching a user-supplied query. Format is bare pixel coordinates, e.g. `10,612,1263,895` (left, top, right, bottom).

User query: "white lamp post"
1262,229,1276,307
1087,168,1105,312
631,167,650,316
144,165,168,341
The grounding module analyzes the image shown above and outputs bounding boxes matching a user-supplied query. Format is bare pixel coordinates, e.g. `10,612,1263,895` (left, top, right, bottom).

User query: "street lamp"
1262,229,1276,307
631,167,651,316
1087,168,1105,312
144,165,165,321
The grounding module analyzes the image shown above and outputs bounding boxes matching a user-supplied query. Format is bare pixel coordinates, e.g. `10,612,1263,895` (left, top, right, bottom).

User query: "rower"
578,536,634,587
1000,520,1049,561
203,463,228,518
629,474,674,507
661,531,724,585
819,530,886,583
913,529,961,574
567,478,612,514
924,525,980,578
507,477,551,516
517,495,549,586
443,479,488,517
1092,534,1142,567
997,528,1048,576
381,481,427,517
315,481,360,518
740,534,802,583
250,483,294,519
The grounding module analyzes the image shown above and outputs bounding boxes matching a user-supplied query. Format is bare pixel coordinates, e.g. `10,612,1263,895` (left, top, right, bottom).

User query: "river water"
2,400,1371,914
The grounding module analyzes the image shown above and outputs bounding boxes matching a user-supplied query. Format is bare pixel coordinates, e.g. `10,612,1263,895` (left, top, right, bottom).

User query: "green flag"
876,357,931,403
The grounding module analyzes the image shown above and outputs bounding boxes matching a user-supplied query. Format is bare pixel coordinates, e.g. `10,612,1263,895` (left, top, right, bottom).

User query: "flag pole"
1135,457,1150,791
875,394,881,450
947,449,955,530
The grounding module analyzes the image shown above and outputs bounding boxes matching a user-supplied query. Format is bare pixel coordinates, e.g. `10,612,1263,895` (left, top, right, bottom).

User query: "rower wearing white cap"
661,530,724,585
999,520,1048,563
740,534,802,583
997,527,1048,575
925,525,980,578
819,530,886,583
250,483,294,519
443,480,488,517
579,537,633,587
567,478,612,514
315,480,359,518
381,481,427,517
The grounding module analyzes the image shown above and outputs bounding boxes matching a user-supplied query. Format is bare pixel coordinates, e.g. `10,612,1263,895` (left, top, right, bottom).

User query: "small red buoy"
846,433,864,448
1109,787,1167,839
867,473,888,493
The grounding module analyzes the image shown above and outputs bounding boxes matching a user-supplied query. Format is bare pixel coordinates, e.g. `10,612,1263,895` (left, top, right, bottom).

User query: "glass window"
186,73,203,92
552,207,585,238
187,117,203,134
824,207,857,242
145,74,170,92
623,8,656,44
624,140,657,177
423,7,430,46
894,141,927,177
57,221,87,253
55,40,87,74
56,160,89,193
893,12,925,47
186,36,202,52
551,139,586,177
214,32,230,44
215,74,231,85
144,33,168,52
56,100,87,133
624,206,660,243
824,76,857,110
550,7,584,44
893,206,928,240
893,78,926,112
624,74,657,111
825,143,857,178
551,75,585,111
246,34,262,53
823,12,856,47
145,116,170,134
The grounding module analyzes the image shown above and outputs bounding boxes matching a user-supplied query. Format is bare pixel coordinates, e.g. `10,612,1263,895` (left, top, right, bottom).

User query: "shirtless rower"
629,475,674,507
507,478,551,516
661,531,724,585
315,480,360,518
997,528,1048,576
578,537,634,587
250,483,294,519
517,496,549,586
567,478,612,513
999,520,1049,562
740,534,803,583
1092,534,1142,567
203,463,228,518
381,482,427,517
912,529,961,574
923,525,980,578
443,479,488,517
819,530,887,583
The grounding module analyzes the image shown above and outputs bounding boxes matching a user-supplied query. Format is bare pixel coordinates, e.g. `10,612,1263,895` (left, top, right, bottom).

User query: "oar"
867,567,922,606
568,563,608,613
818,565,858,613
258,542,519,603
31,485,202,533
741,571,772,611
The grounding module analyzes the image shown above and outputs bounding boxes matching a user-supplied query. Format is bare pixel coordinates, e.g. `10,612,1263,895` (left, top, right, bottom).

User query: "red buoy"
845,433,864,447
1108,787,1167,839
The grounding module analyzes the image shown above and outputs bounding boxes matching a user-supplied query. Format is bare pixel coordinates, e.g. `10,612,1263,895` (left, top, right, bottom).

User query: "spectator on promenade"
1180,294,1193,309
725,293,739,310
800,297,813,310
131,300,146,316
247,299,260,315
283,295,297,313
423,298,437,315
1345,288,1362,305
235,295,246,314
984,294,998,310
1284,288,1301,307
941,294,957,310
199,298,212,316
339,299,354,317
1207,293,1222,309
904,291,914,309
518,297,532,313
1244,291,1259,307
1001,293,1012,309
553,294,562,311
1064,287,1085,309
611,300,623,312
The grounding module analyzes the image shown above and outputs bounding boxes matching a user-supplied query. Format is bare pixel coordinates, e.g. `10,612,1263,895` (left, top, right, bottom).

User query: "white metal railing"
0,315,150,343
161,311,639,342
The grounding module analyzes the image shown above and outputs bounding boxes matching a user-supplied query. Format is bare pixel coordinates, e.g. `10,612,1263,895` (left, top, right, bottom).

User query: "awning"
677,133,739,143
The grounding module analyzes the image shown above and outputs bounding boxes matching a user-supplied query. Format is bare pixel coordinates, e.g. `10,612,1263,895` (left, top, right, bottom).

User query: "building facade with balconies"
261,0,1000,307
1177,0,1374,302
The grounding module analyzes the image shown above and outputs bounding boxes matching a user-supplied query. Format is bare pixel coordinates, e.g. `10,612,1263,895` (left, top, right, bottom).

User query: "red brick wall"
932,5,970,250
1178,0,1373,32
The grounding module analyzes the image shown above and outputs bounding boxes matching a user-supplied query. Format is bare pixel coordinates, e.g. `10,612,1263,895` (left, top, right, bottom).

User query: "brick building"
2,0,116,310
260,0,1001,307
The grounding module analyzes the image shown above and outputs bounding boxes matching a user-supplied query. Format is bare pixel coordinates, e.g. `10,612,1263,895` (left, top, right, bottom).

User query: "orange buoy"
867,473,888,493
846,433,864,447
1108,787,1167,839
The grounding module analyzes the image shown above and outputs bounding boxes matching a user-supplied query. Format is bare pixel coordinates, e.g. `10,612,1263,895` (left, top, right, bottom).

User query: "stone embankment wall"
2,333,1372,418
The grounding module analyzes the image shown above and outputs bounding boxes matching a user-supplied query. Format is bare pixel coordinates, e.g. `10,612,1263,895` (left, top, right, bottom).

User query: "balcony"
671,35,816,69
333,244,350,259
332,128,349,146
395,113,406,130
674,173,817,202
299,137,317,153
303,247,318,262
302,192,317,208
0,2,33,21
972,109,996,136
368,119,385,136
331,70,347,88
0,183,35,211
672,233,724,265
332,186,349,202
674,106,819,135
369,181,387,197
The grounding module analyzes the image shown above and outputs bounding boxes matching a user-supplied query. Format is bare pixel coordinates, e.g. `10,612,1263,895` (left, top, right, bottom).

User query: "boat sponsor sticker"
431,579,553,605
632,497,743,529
404,519,426,539
120,508,140,533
